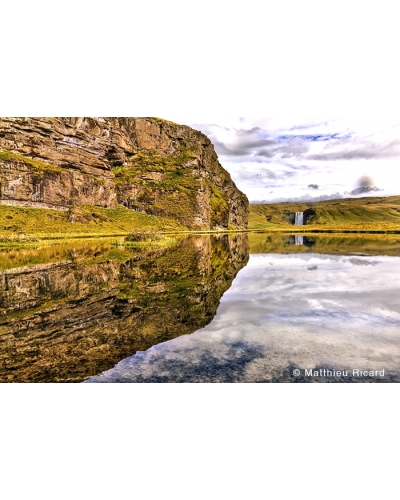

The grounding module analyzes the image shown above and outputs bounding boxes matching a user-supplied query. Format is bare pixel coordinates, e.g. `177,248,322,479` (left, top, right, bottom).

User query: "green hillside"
0,204,185,243
249,196,400,232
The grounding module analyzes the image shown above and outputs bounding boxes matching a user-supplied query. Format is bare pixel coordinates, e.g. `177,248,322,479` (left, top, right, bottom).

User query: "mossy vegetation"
111,145,235,229
0,150,63,175
208,182,229,226
124,230,176,248
126,230,163,242
148,117,179,127
112,146,204,226
113,147,197,179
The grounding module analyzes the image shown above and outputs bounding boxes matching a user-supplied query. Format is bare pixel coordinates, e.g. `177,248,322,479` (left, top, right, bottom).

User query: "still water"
1,234,400,382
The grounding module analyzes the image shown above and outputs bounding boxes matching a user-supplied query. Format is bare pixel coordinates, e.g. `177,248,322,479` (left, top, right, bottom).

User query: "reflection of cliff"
0,234,249,382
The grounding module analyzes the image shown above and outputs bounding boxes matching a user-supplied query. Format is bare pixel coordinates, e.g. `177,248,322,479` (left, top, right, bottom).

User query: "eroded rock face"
0,234,249,382
0,118,248,228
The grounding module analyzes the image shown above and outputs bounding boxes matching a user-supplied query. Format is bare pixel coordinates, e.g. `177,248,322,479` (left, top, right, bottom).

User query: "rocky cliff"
0,117,248,229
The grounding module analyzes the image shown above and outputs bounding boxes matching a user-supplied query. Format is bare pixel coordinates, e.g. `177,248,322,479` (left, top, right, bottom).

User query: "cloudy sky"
4,4,399,207
181,118,400,203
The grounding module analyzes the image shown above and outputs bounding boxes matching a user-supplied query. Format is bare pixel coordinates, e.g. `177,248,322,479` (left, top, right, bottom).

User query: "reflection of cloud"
87,253,400,383
90,341,266,383
349,258,381,266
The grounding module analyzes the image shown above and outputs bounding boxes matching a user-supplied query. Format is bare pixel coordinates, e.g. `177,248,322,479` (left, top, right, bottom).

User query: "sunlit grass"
0,203,186,242
249,196,400,233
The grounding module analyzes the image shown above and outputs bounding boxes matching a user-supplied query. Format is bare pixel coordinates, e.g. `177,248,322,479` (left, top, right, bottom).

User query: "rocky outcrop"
0,118,248,229
0,234,249,382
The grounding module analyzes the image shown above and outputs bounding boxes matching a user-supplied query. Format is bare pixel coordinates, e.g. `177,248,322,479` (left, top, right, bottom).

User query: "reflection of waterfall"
295,235,304,245
294,212,304,225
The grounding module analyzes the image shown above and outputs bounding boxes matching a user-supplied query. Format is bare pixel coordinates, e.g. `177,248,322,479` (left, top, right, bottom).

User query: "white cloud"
183,119,400,202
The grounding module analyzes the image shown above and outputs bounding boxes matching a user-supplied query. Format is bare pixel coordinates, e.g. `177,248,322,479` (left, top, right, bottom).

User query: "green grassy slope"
0,204,185,241
249,196,400,232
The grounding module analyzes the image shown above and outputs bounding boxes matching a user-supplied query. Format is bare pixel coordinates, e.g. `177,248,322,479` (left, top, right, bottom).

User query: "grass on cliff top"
0,204,186,241
249,196,400,233
148,117,179,127
0,150,63,174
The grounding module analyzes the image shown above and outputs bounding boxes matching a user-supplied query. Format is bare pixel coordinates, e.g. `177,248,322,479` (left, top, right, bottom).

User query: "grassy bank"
2,195,400,249
249,196,400,233
0,204,186,242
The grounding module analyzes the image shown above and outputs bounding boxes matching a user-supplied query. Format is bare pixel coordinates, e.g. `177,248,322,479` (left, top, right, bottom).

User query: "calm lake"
1,233,399,382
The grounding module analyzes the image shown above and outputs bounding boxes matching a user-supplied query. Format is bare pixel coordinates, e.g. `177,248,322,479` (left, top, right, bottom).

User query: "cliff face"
0,117,248,229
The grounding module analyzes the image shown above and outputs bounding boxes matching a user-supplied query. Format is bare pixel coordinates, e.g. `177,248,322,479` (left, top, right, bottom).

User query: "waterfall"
294,212,304,225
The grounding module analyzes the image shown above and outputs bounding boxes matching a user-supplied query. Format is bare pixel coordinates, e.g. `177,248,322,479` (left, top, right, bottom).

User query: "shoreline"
1,227,400,249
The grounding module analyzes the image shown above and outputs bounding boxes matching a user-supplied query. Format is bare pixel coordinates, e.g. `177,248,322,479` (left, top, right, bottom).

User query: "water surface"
0,234,248,381
1,233,399,382
87,249,400,382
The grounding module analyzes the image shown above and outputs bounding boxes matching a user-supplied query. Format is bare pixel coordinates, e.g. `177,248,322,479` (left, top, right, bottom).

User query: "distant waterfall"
294,212,304,225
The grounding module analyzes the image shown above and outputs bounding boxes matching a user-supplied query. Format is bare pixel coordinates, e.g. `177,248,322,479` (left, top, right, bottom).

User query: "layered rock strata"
0,118,248,229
